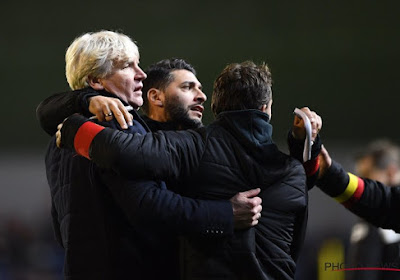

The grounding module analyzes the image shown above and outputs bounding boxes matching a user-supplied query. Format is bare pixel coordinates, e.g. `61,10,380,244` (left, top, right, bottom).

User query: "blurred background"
1,0,400,279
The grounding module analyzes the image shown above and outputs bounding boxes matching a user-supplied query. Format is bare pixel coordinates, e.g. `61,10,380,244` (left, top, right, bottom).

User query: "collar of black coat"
76,87,130,105
214,109,274,147
139,114,182,132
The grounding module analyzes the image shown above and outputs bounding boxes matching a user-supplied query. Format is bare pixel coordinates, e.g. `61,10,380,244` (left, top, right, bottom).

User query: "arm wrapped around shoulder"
60,114,105,161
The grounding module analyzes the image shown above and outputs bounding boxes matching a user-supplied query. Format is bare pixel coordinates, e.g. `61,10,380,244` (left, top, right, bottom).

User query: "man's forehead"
171,69,200,84
114,53,139,67
127,53,140,62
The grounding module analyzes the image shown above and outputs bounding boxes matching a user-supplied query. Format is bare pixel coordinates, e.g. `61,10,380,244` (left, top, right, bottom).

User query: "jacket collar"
214,109,274,147
140,115,183,132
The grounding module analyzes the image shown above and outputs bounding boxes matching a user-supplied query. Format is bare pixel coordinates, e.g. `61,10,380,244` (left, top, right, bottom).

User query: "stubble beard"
164,99,203,130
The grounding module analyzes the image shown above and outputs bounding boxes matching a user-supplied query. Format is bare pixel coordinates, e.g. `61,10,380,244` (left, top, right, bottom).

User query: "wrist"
61,114,90,150
316,160,348,197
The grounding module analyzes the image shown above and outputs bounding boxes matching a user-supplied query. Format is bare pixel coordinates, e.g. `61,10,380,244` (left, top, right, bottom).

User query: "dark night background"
1,1,400,279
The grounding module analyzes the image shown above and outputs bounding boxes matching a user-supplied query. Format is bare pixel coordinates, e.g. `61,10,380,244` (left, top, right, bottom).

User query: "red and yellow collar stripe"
334,173,365,208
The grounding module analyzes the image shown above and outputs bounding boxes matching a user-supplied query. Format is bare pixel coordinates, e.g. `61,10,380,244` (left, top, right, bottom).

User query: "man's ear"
148,88,164,107
260,100,272,120
88,76,104,90
260,104,267,112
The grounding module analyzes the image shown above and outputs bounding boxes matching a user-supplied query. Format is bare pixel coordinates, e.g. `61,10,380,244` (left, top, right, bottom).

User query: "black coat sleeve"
95,129,205,181
50,203,63,248
36,88,100,136
101,171,233,237
36,90,83,136
317,160,400,232
350,180,400,232
61,114,206,181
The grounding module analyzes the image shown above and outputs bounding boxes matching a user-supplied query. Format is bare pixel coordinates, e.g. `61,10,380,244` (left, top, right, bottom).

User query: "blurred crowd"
0,216,63,280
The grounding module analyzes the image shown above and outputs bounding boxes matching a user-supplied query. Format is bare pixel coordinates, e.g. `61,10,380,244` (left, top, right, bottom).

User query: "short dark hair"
211,61,272,116
141,58,196,114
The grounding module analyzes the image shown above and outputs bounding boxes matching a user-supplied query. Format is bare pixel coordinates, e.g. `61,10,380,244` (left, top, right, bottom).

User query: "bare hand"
230,188,262,229
89,96,133,129
56,122,63,148
292,107,322,142
318,145,332,179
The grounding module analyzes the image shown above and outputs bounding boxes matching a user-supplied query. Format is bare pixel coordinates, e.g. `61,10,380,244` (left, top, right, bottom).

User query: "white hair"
65,30,139,90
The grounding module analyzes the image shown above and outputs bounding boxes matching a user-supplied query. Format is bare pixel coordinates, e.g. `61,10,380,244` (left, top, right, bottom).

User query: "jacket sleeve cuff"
287,130,304,162
287,131,322,161
316,160,349,196
317,160,366,208
288,131,321,177
61,115,105,159
311,134,322,159
202,200,234,237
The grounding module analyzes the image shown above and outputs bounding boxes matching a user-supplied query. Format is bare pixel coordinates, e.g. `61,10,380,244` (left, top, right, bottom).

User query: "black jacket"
42,89,233,279
62,109,309,280
317,160,400,232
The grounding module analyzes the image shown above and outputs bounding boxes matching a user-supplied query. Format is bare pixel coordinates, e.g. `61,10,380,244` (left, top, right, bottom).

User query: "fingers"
252,205,262,217
247,196,262,209
238,188,262,209
230,188,263,229
320,144,328,156
251,208,262,226
320,145,331,165
117,102,134,127
89,96,132,129
298,107,322,141
107,102,127,129
239,188,262,208
318,145,332,178
56,123,63,148
309,114,322,140
239,187,261,198
56,130,61,148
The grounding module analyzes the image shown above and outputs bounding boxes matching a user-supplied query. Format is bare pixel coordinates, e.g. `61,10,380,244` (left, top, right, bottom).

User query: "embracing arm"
36,88,133,135
102,172,263,235
60,114,205,181
102,173,234,236
36,90,83,135
317,147,400,232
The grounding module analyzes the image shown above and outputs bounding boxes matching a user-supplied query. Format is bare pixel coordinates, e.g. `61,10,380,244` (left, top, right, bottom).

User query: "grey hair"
65,30,139,90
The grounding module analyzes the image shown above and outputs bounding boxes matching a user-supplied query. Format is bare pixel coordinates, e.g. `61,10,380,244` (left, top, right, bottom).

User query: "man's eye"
122,62,134,69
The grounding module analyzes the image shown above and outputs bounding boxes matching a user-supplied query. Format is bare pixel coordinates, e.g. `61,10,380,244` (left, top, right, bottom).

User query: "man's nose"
135,66,147,80
196,89,207,103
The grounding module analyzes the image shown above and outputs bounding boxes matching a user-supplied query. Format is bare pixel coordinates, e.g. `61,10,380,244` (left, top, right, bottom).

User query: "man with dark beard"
136,58,206,131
